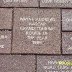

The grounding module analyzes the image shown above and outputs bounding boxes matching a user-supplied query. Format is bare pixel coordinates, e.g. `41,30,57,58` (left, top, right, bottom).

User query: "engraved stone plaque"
0,31,11,53
0,8,12,29
37,56,72,72
40,0,72,8
62,32,72,54
0,55,35,72
12,8,61,54
0,0,38,7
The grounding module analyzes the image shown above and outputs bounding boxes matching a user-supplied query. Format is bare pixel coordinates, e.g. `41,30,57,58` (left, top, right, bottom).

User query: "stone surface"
12,8,61,54
62,9,72,31
0,31,11,53
40,0,72,8
0,8,12,29
0,0,38,7
0,55,35,72
37,56,72,72
62,32,72,54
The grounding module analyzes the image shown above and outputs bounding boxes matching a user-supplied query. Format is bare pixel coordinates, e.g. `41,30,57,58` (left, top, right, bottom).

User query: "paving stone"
0,31,11,53
62,32,72,54
12,8,61,54
62,9,72,31
0,55,35,72
0,0,38,7
40,0,72,8
0,8,12,29
37,56,72,72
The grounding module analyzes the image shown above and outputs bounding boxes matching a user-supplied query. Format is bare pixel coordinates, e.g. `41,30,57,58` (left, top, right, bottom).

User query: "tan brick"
12,8,61,54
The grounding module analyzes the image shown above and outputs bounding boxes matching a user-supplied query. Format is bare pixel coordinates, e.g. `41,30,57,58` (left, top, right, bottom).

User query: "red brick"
37,56,72,72
0,55,35,72
0,31,11,53
12,8,61,54
0,8,12,29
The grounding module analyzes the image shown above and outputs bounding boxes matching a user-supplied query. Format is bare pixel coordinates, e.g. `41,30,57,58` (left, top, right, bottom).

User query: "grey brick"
62,32,72,54
62,9,72,31
0,8,12,29
40,0,72,8
37,56,72,72
0,31,11,53
0,0,38,7
0,55,35,72
12,8,61,54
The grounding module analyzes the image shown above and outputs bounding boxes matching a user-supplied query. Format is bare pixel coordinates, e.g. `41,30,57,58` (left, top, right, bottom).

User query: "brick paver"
0,55,35,72
40,0,72,8
62,9,72,31
12,8,61,54
0,30,11,53
0,0,39,7
62,32,72,54
0,8,12,29
37,56,72,72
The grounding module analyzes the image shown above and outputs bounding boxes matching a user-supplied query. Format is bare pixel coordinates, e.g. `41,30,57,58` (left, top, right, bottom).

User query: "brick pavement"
0,0,72,72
